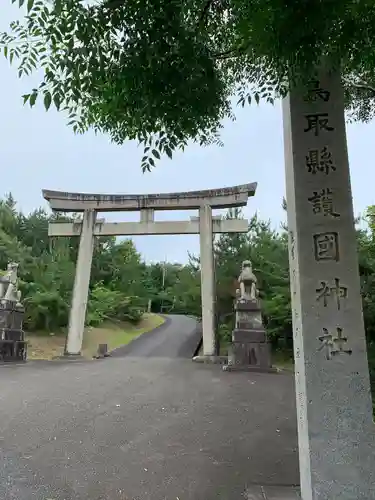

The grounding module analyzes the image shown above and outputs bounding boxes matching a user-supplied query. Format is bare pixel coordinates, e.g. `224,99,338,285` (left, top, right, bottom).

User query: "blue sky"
1,3,374,263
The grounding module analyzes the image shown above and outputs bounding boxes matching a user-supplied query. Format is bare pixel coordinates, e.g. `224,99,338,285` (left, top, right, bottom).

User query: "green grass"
27,313,165,360
82,313,165,357
272,349,294,372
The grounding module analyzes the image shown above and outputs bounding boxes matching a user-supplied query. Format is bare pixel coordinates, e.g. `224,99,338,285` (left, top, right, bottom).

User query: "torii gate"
42,183,257,357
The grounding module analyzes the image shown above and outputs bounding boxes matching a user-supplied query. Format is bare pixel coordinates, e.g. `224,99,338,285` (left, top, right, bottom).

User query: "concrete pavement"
0,314,299,499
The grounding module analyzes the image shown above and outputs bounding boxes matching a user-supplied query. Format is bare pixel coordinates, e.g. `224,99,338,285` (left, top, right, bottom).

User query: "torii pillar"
199,204,217,356
66,209,97,355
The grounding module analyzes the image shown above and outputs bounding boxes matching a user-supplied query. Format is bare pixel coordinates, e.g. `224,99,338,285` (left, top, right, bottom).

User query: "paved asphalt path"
0,314,299,500
110,314,202,359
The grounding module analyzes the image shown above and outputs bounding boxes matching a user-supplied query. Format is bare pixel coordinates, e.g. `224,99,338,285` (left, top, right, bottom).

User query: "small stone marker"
94,343,110,359
283,65,374,499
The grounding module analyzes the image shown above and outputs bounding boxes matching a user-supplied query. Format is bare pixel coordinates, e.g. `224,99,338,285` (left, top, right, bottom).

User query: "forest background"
1,193,374,397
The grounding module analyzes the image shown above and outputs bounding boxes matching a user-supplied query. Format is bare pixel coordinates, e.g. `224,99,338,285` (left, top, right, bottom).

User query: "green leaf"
237,96,245,107
27,0,34,13
29,92,37,107
22,94,30,105
165,146,173,159
53,93,61,110
44,91,52,111
152,149,160,159
54,0,62,14
3,46,8,59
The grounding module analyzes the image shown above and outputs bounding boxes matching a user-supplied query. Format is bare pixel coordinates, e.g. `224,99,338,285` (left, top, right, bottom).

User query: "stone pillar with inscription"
283,67,374,499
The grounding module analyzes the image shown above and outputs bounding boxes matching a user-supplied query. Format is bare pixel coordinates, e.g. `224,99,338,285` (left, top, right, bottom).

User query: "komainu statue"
1,262,22,305
0,262,27,362
238,260,258,301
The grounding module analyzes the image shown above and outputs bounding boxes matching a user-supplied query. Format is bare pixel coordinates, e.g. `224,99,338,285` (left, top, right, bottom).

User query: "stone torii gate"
43,184,256,357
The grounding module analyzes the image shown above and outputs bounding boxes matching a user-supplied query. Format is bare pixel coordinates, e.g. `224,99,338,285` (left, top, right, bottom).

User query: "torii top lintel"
42,183,257,212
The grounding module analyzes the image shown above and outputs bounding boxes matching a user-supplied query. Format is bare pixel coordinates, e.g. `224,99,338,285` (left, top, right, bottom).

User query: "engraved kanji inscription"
293,308,299,320
304,113,334,136
318,327,352,360
289,230,295,259
292,269,297,295
305,80,331,102
308,188,340,217
313,232,339,262
305,147,336,175
316,278,348,310
293,326,300,341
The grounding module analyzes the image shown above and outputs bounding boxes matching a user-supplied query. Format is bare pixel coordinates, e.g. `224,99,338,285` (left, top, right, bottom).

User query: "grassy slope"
27,313,165,360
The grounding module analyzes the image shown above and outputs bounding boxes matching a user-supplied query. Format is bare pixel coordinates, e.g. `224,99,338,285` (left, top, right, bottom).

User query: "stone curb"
244,484,301,499
192,354,228,364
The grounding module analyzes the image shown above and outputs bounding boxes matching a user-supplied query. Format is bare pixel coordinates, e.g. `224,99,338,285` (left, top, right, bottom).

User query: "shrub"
87,283,143,326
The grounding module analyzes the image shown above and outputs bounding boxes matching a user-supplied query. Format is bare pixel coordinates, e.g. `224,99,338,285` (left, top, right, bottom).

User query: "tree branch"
213,43,250,60
101,0,126,10
352,83,375,96
199,0,214,24
343,78,375,97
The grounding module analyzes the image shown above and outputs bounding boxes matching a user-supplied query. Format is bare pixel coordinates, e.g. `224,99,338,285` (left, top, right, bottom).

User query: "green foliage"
2,191,375,403
218,322,232,347
87,283,143,326
3,1,375,168
0,195,148,332
24,288,70,331
213,209,291,343
359,207,375,344
0,193,204,333
214,207,375,351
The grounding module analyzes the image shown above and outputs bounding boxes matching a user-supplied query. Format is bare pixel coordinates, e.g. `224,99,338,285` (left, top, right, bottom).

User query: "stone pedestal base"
226,298,274,373
0,300,27,362
223,364,278,373
192,355,227,364
53,353,83,360
225,331,275,373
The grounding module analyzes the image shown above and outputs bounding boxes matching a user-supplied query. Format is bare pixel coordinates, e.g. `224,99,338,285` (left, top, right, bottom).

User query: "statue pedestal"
0,300,27,362
223,299,276,373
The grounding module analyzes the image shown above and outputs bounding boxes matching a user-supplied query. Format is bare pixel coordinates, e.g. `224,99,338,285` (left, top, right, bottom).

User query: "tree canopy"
2,0,375,169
